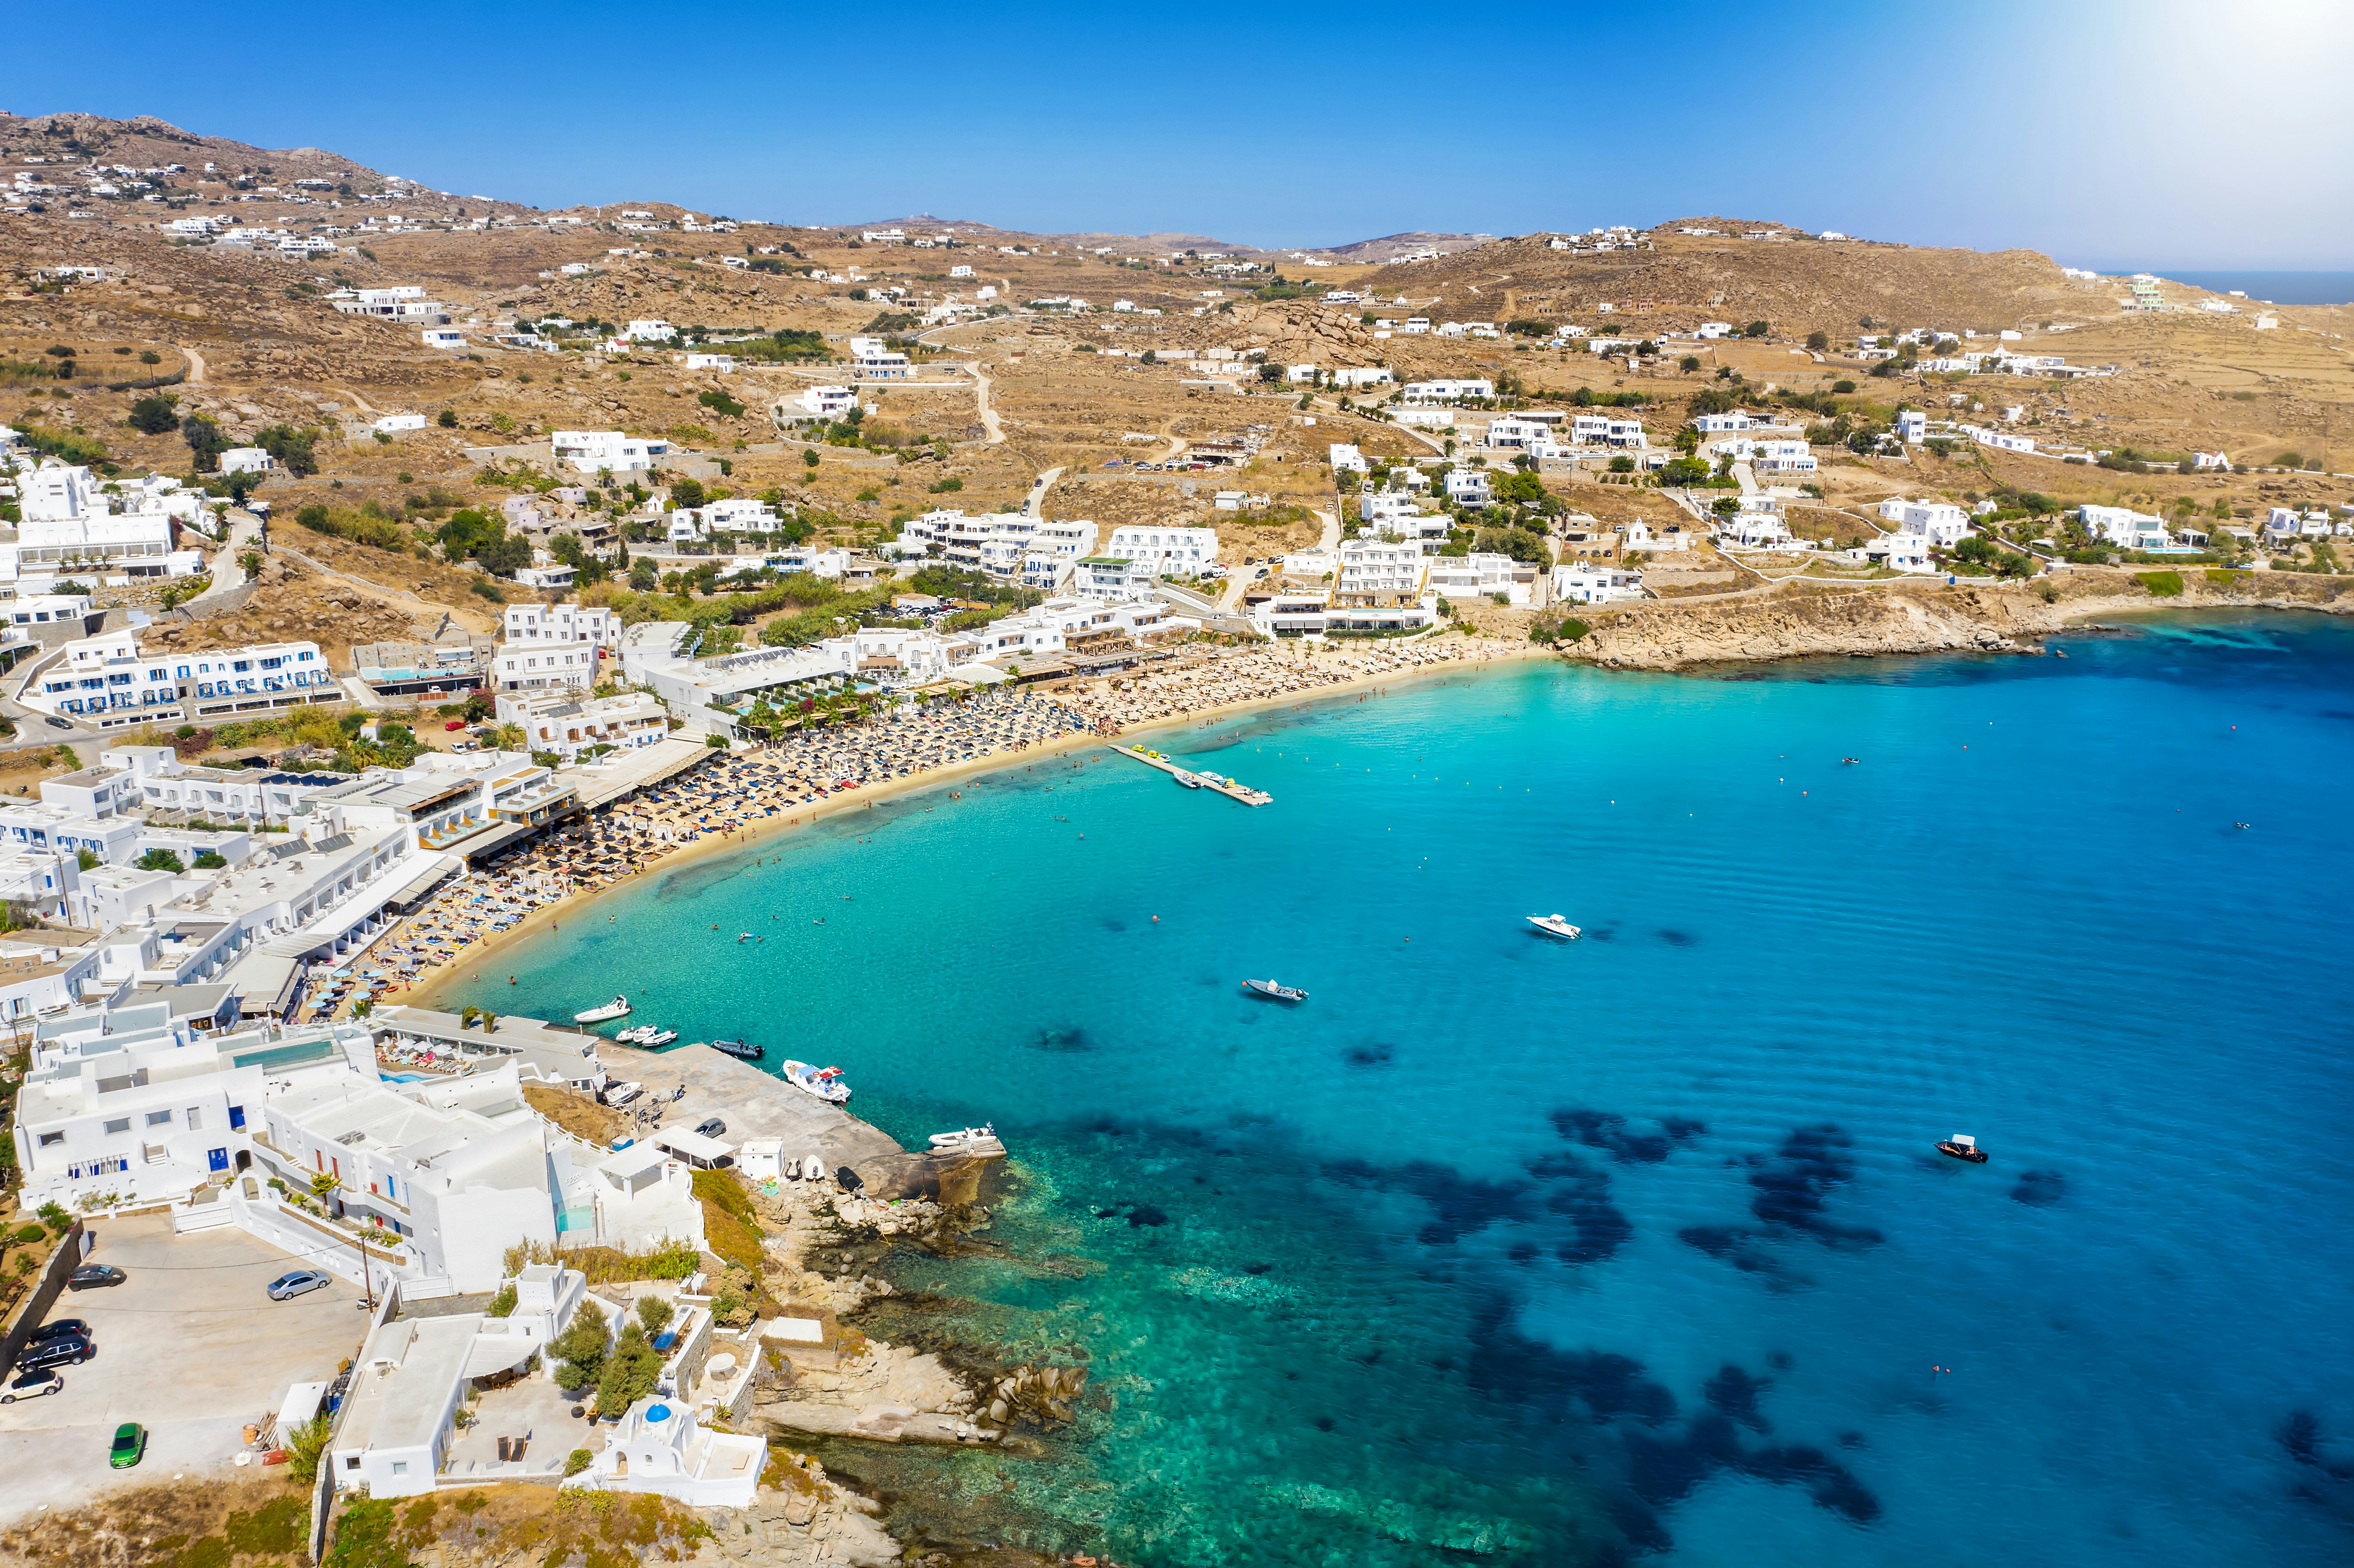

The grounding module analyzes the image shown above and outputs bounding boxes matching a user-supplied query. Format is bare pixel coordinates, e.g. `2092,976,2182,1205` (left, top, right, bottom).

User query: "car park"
17,1332,90,1370
67,1263,125,1291
1,1367,63,1404
108,1422,146,1469
265,1269,333,1301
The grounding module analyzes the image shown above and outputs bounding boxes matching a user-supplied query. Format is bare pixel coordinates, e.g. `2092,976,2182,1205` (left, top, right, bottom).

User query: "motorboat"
603,1081,644,1108
638,1029,679,1048
1936,1134,1989,1164
1242,978,1308,1003
615,1025,653,1044
575,996,632,1024
930,1123,999,1149
1170,769,1203,789
1527,914,1582,940
709,1038,764,1061
782,1059,851,1104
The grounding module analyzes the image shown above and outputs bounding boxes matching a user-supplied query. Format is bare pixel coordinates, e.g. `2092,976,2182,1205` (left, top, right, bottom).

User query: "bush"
486,1282,517,1318
283,1414,333,1484
437,409,458,427
697,389,746,419
550,1307,612,1389
193,849,227,869
926,476,963,493
636,1295,675,1334
598,1322,663,1412
1832,379,1857,394
127,393,180,435
137,848,185,873
564,1449,593,1478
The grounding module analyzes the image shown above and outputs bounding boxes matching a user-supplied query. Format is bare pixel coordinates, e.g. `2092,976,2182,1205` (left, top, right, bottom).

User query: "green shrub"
636,1295,675,1334
2137,570,2185,597
223,1496,306,1556
564,1448,593,1478
485,1282,517,1318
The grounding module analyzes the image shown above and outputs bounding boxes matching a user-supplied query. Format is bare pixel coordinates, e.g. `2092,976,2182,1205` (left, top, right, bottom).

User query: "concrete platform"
597,1043,903,1173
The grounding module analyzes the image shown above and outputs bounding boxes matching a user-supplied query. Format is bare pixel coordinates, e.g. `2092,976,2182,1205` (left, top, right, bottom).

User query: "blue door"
207,1148,229,1173
228,1106,246,1130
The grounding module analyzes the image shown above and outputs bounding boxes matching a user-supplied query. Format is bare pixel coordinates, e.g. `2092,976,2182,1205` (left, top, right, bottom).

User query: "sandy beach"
392,632,1538,1016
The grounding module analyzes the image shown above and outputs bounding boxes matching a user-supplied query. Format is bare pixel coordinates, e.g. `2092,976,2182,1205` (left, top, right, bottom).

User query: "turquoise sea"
476,612,2354,1566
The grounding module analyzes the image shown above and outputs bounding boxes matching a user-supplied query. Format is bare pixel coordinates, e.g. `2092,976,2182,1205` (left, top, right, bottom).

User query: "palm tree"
494,723,526,751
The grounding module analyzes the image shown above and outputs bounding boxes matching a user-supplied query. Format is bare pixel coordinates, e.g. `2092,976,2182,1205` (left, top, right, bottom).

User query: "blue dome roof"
645,1402,673,1422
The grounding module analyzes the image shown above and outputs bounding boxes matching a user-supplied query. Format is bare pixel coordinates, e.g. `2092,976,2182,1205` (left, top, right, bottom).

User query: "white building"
1446,469,1492,505
330,286,448,324
14,632,333,726
422,330,466,350
1878,498,1974,547
964,597,1190,662
1102,525,1218,580
6,464,204,586
624,319,677,342
218,448,275,477
1334,536,1428,606
1401,378,1494,404
2081,504,2170,551
1569,414,1648,449
1427,552,1529,606
1329,443,1370,474
551,431,670,474
1895,410,1928,443
492,640,601,694
494,690,668,761
569,1396,764,1508
1330,367,1393,389
1550,564,1644,604
847,335,911,380
775,385,858,423
372,414,428,435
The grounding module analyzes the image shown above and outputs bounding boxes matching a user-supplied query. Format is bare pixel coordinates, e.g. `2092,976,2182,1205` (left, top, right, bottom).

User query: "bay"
471,611,2354,1565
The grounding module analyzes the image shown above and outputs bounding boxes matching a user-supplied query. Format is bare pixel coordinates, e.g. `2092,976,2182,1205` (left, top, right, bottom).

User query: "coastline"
408,636,1542,1012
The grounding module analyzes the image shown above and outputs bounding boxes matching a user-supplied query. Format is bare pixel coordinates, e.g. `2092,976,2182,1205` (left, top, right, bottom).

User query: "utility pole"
351,1227,375,1311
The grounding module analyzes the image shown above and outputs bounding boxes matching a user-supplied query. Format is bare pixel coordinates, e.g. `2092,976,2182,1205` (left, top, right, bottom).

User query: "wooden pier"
1111,745,1272,806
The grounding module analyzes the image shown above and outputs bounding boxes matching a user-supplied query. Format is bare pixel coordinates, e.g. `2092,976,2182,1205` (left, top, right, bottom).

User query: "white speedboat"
1171,769,1203,789
638,1028,679,1048
614,1025,652,1044
1527,914,1582,940
781,1059,851,1104
576,996,632,1024
1242,978,1308,1002
930,1123,999,1149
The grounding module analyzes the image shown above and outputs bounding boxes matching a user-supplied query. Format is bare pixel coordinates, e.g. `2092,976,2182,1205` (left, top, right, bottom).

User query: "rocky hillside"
1369,227,2107,337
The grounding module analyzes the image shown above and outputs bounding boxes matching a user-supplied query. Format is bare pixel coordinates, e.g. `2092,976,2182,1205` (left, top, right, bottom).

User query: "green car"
108,1422,146,1469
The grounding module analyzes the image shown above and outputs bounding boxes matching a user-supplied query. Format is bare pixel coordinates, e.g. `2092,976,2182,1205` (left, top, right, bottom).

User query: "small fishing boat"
709,1037,764,1061
575,996,632,1024
1242,978,1308,1003
1936,1133,1988,1164
1527,914,1582,940
929,1123,999,1150
782,1059,851,1104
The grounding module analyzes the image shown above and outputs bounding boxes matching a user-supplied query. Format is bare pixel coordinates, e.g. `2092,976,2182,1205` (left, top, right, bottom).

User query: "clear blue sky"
12,0,2349,267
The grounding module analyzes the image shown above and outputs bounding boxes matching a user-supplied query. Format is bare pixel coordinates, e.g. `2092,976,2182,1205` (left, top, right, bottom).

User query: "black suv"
24,1318,89,1346
16,1332,90,1371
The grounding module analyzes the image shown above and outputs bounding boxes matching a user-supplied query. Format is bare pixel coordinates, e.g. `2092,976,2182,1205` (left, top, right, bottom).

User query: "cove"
468,611,2354,1566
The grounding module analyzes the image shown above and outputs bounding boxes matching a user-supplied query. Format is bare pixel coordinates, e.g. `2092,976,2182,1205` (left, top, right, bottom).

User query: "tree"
1678,355,1700,373
476,533,532,577
493,723,525,750
550,1309,612,1391
636,1296,675,1334
629,559,659,591
75,848,100,872
181,413,228,471
1745,320,1770,337
670,477,707,510
127,393,180,435
803,449,819,469
597,1322,663,1412
437,409,459,428
255,424,319,477
136,847,186,873
284,1415,333,1484
1805,331,1829,352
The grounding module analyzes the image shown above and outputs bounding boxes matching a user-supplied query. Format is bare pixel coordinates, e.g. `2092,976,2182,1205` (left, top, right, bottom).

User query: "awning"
652,1129,736,1168
381,853,461,914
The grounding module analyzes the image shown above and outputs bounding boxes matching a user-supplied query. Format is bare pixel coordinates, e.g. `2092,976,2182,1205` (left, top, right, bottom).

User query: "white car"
2,1367,63,1404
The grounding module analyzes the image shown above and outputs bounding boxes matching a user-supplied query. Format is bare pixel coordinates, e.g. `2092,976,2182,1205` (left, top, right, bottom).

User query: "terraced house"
12,631,340,727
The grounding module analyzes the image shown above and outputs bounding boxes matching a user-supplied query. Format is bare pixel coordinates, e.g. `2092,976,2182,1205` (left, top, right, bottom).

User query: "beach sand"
402,634,1540,1014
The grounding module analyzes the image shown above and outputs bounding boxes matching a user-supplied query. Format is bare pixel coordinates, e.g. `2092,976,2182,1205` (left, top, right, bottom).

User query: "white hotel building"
14,631,338,727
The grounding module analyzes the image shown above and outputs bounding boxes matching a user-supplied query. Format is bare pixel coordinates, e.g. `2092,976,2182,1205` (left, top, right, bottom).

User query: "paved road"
1021,465,1064,518
184,509,261,608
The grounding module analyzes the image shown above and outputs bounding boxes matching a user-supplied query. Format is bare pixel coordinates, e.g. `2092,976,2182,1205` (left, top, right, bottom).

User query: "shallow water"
476,611,2354,1565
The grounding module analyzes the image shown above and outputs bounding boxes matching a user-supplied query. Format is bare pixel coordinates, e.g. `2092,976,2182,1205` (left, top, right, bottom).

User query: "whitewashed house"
1102,525,1217,579
551,432,669,474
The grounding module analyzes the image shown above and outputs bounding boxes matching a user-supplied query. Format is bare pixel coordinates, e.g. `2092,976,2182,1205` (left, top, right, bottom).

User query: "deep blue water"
476,612,2354,1565
2102,270,2354,305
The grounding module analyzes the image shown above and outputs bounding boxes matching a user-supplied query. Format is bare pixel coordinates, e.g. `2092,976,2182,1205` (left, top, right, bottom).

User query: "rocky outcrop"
688,1459,901,1568
1565,576,2348,671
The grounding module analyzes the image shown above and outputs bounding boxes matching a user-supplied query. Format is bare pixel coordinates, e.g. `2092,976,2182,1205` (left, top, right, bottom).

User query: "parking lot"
0,1212,371,1521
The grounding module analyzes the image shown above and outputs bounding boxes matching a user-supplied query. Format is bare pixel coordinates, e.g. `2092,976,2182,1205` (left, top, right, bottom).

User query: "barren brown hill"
1367,228,2111,337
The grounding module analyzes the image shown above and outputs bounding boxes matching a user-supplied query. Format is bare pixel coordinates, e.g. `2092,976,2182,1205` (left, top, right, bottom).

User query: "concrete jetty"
1112,744,1273,805
373,1006,990,1199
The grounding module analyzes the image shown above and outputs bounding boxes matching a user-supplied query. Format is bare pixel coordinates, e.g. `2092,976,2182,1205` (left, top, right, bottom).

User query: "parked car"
23,1318,88,1346
266,1269,333,1301
1,1367,62,1404
694,1117,726,1139
108,1422,147,1469
17,1332,90,1370
43,716,71,731
67,1263,125,1291
444,719,467,731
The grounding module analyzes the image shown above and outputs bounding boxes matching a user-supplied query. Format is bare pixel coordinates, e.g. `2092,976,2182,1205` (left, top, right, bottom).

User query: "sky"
11,0,2351,268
